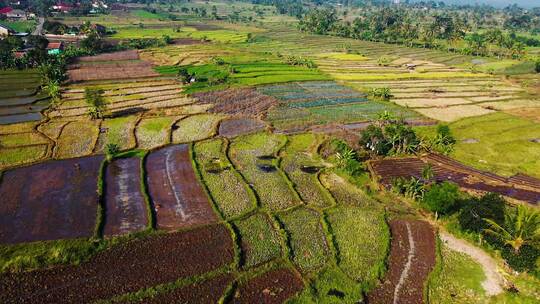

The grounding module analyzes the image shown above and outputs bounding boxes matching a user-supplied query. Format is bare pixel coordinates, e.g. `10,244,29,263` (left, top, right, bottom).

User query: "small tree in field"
85,88,106,119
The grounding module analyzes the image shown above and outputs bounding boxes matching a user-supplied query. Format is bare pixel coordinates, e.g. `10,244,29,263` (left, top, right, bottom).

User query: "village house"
46,41,64,55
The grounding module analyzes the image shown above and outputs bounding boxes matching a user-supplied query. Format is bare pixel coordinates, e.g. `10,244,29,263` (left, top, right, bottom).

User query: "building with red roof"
0,7,13,14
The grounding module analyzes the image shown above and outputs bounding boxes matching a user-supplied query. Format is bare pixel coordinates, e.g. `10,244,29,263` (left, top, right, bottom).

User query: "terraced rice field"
369,154,540,204
229,132,300,210
262,81,420,131
194,139,254,219
171,113,222,143
52,79,192,119
218,117,267,138
67,50,159,82
367,219,436,304
104,157,148,236
0,156,104,243
135,116,180,149
146,144,218,230
280,133,332,208
279,208,328,272
193,88,278,116
0,224,234,303
0,70,48,125
234,213,281,268
232,268,304,303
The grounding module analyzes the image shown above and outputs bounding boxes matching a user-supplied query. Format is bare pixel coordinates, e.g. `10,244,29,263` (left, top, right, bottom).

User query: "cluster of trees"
359,115,456,156
298,7,538,59
393,176,540,276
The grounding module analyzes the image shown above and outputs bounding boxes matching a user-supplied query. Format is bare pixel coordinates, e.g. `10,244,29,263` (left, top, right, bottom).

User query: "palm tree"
483,205,540,253
336,148,356,168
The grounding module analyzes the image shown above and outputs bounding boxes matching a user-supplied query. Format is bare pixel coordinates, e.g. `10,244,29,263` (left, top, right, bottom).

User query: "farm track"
369,154,540,204
367,219,436,304
0,224,234,303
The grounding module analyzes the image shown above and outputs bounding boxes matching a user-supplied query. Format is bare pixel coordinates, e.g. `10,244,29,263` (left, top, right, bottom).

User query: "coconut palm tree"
483,205,540,253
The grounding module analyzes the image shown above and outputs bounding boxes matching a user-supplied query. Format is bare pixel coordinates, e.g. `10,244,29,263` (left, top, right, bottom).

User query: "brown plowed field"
104,157,148,236
232,268,304,304
219,117,267,138
0,224,234,304
193,88,278,116
67,61,159,82
144,274,233,303
75,50,140,62
367,219,436,304
0,156,104,244
369,154,540,204
146,144,217,230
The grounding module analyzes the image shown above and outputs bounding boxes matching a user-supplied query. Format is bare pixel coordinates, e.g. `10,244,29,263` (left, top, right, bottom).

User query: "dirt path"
439,232,504,296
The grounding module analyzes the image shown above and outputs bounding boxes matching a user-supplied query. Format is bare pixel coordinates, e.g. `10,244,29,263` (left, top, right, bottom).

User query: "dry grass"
415,105,495,122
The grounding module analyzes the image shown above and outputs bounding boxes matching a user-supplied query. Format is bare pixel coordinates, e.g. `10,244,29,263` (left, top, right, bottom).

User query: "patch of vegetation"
427,244,487,304
234,213,281,268
326,205,389,288
229,132,300,211
279,208,328,272
280,133,332,208
194,139,253,219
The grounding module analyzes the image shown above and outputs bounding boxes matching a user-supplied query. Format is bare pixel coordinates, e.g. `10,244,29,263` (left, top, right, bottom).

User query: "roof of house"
0,7,13,14
0,23,16,32
7,9,25,15
46,42,63,49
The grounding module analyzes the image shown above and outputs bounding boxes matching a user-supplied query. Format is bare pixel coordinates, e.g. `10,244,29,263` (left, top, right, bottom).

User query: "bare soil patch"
67,51,158,82
0,156,103,244
232,268,304,304
145,274,233,303
367,219,436,304
145,144,217,230
0,224,234,303
104,157,148,236
193,88,278,116
75,50,140,62
219,117,267,138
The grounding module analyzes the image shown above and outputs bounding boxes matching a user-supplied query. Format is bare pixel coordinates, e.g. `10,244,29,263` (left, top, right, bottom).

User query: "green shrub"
369,87,392,100
422,181,461,215
535,60,540,73
458,193,505,233
501,245,540,275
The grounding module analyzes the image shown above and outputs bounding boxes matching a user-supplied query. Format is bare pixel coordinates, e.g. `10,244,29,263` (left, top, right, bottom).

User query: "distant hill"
410,0,539,9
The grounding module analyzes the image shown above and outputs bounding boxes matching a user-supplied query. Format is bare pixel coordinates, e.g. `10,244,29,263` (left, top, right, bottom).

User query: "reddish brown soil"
75,50,140,62
232,268,304,304
104,157,148,236
508,173,540,190
145,144,217,230
0,224,234,303
0,156,103,244
145,274,233,303
67,61,158,82
219,117,267,138
172,38,205,45
193,88,278,116
369,154,540,204
367,219,436,304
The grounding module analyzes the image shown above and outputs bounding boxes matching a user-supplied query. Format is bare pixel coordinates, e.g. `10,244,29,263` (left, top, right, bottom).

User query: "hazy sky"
439,0,540,8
